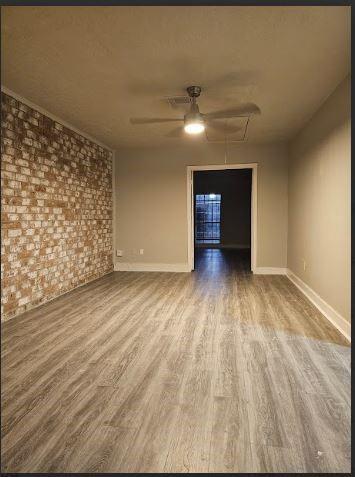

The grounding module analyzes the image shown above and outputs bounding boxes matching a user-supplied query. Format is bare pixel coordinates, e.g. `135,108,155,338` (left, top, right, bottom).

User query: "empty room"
0,4,351,474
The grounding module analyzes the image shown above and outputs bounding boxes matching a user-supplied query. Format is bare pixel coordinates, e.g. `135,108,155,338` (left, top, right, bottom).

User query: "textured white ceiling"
1,6,350,149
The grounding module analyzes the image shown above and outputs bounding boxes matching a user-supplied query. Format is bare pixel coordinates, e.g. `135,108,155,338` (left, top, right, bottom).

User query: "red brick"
1,92,113,321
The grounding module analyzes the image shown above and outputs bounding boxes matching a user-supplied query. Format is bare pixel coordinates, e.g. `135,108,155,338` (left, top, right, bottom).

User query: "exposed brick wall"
1,92,113,321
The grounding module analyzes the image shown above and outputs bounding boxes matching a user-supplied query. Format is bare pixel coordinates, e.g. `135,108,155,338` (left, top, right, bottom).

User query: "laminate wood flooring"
1,249,351,472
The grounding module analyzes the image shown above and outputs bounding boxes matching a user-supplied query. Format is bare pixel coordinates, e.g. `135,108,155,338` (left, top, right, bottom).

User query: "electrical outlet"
116,250,123,257
139,249,144,255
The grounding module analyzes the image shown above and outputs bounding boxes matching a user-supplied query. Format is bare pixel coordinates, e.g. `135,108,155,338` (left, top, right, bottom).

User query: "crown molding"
1,85,115,153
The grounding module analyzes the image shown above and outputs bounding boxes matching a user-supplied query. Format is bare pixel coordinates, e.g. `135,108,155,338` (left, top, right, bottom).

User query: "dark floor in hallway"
194,247,251,273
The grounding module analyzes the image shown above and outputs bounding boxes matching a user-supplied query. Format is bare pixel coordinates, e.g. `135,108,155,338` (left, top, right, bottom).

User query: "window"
195,193,221,244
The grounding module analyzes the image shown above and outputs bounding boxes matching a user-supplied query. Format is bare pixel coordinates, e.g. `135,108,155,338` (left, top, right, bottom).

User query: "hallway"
194,247,251,274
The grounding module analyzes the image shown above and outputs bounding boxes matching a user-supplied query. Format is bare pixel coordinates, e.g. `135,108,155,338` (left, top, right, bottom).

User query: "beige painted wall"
288,75,351,322
114,142,288,268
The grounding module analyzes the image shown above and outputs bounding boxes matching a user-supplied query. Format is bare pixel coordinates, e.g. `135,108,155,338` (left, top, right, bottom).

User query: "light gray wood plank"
1,250,350,473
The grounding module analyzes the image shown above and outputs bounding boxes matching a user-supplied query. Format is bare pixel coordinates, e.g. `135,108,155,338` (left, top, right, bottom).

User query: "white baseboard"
253,267,287,275
286,269,351,342
114,262,191,273
113,262,350,341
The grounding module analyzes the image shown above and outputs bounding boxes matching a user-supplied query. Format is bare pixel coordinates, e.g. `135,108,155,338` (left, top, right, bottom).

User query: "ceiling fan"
130,85,261,137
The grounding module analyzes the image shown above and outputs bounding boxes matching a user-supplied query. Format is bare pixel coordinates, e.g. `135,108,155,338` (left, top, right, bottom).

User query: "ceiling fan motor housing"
184,90,203,125
184,91,204,133
186,85,202,98
184,104,204,126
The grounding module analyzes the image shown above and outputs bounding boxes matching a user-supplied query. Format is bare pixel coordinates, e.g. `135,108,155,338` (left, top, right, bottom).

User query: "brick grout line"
1,92,113,320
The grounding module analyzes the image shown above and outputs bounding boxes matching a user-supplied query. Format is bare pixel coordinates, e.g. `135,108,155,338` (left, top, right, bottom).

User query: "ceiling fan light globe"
184,122,205,134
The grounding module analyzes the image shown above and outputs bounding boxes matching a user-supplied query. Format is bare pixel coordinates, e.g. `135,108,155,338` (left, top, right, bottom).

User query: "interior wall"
288,75,351,322
114,142,288,268
1,92,113,321
194,169,252,248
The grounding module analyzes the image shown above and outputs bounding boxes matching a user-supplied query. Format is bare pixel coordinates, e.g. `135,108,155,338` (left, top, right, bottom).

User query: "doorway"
187,164,257,272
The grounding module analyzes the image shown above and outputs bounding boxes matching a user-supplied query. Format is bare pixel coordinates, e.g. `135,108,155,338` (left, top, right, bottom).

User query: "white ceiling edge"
1,84,287,152
287,72,351,144
1,85,115,153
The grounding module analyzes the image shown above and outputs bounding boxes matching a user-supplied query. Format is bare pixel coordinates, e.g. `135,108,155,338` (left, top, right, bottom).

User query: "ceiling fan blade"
165,126,185,137
204,103,261,120
130,117,183,125
205,119,243,134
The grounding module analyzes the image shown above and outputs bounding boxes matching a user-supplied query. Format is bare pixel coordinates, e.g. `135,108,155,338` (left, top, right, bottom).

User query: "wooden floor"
1,249,351,473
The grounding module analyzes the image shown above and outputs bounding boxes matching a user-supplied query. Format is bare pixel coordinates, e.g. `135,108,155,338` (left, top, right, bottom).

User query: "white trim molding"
187,163,258,273
254,267,287,275
114,262,190,273
1,86,114,152
286,269,351,342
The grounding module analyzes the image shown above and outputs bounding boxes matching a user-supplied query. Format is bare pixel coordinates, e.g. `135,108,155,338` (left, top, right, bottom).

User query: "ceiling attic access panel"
205,116,250,142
